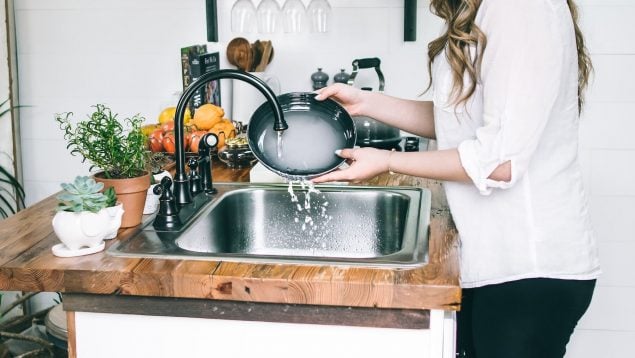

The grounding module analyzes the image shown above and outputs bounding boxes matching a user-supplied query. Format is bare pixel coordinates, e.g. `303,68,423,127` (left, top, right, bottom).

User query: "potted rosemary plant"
52,176,124,256
55,104,150,227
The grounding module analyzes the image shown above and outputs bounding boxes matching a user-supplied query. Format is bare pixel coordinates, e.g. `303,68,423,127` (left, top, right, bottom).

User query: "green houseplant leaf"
0,98,25,219
55,104,147,179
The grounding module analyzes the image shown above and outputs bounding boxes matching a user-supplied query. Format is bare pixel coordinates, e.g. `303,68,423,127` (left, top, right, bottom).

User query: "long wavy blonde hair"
427,0,592,111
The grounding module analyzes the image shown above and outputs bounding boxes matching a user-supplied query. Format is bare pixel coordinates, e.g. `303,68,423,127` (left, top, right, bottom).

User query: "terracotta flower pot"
94,172,151,228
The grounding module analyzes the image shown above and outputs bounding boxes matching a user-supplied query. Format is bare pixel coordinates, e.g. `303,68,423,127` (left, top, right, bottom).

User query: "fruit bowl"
146,104,238,155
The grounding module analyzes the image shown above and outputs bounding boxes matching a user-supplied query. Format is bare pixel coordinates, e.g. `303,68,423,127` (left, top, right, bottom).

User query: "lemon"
158,107,191,125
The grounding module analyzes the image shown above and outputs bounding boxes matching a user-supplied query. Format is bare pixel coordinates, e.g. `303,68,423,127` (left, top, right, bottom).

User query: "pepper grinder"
311,68,329,90
333,69,350,84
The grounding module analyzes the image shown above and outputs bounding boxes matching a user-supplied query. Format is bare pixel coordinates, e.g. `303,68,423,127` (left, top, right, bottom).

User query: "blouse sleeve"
457,0,566,195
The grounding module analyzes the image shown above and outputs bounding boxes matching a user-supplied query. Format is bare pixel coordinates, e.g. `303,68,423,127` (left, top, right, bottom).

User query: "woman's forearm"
388,149,511,183
311,146,511,184
388,149,469,181
360,92,436,139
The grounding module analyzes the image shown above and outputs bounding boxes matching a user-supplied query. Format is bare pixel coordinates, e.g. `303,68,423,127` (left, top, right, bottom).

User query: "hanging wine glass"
281,0,307,33
307,0,331,33
231,0,257,33
257,0,280,34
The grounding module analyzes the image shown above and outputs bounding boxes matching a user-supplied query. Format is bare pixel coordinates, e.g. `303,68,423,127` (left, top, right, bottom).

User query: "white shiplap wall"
11,1,635,356
14,0,442,203
569,1,635,357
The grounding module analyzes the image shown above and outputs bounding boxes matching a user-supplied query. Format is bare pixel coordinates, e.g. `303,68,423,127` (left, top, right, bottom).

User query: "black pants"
456,278,596,358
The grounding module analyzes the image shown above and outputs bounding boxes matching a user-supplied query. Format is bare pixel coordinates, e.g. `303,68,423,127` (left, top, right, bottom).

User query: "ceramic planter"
52,203,124,251
144,184,159,214
102,204,125,239
94,172,151,228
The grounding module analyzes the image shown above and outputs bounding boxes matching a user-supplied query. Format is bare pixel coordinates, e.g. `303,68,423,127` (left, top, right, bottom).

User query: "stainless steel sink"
108,183,430,267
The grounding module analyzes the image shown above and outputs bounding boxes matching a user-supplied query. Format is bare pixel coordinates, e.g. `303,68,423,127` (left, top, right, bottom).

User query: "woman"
313,0,600,357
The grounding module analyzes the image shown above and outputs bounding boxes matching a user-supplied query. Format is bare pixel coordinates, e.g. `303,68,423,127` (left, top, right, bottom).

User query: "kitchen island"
0,162,460,357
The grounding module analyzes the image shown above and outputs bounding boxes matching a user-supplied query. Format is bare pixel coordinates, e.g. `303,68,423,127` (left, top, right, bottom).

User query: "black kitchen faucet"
172,69,287,206
152,69,287,231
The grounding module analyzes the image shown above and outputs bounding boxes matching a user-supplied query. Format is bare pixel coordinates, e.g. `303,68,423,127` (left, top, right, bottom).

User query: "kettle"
348,58,402,149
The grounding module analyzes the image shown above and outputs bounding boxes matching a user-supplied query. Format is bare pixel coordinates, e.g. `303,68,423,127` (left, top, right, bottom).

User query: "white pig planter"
51,176,124,257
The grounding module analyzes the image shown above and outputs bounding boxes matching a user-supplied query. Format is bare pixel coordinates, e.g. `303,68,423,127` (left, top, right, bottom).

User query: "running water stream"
276,131,283,159
287,180,333,250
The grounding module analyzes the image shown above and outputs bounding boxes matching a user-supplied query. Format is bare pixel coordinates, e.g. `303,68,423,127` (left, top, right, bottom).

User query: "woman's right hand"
314,83,366,116
311,147,391,184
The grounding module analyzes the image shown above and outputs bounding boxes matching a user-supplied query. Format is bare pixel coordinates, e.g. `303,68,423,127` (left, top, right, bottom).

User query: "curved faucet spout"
173,69,287,205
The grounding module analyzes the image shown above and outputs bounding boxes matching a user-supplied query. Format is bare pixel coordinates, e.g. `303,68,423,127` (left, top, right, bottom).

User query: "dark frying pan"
247,92,356,180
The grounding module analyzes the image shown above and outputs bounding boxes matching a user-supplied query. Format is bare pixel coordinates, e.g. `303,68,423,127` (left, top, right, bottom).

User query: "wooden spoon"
226,37,252,72
251,40,262,72
268,44,274,65
255,41,273,72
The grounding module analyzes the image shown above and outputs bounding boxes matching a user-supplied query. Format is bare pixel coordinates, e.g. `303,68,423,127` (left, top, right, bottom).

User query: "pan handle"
355,57,381,69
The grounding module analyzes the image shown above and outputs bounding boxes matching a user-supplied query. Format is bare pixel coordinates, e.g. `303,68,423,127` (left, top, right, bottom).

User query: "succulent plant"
56,176,116,213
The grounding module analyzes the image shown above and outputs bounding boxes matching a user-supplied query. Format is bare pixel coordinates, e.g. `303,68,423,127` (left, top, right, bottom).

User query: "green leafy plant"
0,98,25,219
56,176,116,213
55,104,147,179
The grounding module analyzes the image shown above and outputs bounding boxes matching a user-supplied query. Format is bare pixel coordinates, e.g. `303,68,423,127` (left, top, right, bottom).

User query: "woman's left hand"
311,147,391,184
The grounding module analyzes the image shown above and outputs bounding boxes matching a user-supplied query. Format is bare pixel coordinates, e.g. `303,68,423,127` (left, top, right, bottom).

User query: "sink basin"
108,183,430,267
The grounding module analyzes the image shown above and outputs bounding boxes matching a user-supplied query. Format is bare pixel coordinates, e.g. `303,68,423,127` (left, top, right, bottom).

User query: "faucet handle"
154,177,174,199
199,132,219,152
198,133,218,195
188,157,202,196
152,177,182,230
152,176,172,199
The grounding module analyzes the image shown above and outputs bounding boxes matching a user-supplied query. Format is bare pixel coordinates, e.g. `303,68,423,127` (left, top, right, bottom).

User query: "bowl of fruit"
143,103,238,155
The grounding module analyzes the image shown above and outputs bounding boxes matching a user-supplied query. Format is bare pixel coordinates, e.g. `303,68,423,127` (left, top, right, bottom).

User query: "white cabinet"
73,309,456,358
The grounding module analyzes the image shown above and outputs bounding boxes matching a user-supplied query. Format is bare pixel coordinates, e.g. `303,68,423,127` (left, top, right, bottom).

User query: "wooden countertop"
0,162,460,311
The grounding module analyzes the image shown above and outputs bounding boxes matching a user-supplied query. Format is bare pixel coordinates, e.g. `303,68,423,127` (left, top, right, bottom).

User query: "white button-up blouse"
432,0,600,288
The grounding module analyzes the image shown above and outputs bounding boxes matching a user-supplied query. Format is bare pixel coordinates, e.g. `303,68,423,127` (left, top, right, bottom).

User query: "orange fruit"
192,104,224,130
195,103,225,118
209,119,236,149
